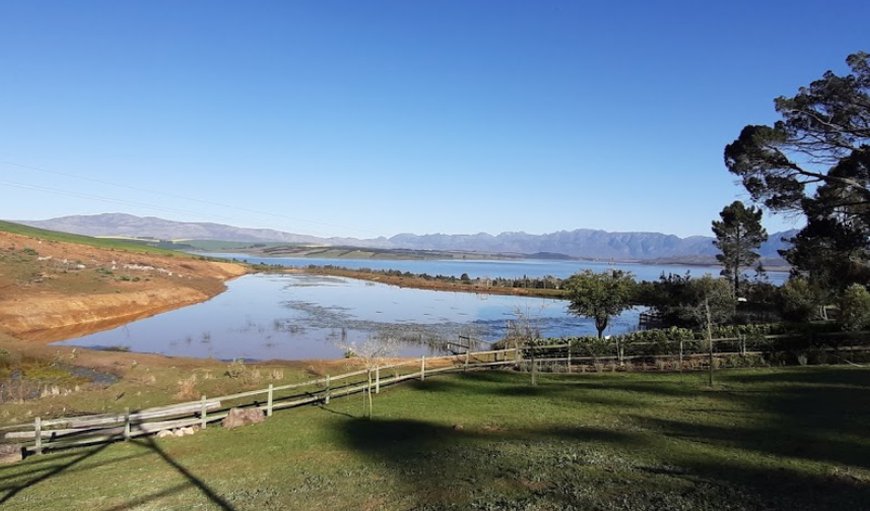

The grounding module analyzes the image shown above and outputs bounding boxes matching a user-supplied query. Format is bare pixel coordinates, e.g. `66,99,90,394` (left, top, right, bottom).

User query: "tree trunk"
595,317,607,339
705,296,714,387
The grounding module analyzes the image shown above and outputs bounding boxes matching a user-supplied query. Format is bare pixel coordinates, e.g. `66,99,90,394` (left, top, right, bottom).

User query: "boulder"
0,444,22,465
156,430,173,439
221,407,265,429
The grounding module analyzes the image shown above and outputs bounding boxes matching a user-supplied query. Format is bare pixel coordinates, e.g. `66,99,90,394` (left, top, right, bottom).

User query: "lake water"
197,252,789,284
56,273,641,360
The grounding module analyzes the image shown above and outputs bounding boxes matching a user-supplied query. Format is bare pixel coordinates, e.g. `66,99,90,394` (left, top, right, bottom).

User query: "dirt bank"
0,231,246,342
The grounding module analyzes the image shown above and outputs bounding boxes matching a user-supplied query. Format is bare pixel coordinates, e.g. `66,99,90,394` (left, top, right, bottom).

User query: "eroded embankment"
0,230,246,342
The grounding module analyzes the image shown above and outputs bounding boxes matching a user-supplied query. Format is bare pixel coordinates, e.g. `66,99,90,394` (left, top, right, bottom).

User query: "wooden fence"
519,330,870,368
4,330,869,456
1,348,519,456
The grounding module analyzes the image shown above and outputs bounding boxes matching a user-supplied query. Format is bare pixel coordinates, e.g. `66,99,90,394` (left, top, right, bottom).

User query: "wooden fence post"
267,384,274,417
530,346,537,386
567,343,572,373
679,340,684,372
421,356,426,381
324,375,331,405
465,349,470,371
616,339,621,366
34,417,42,455
366,370,373,419
200,395,207,430
375,366,380,394
124,408,131,441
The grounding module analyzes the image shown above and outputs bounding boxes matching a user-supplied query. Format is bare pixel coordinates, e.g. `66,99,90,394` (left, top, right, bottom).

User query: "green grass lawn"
1,367,869,510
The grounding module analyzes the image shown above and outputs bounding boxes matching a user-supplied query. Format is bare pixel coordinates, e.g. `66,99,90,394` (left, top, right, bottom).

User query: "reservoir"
197,252,788,284
55,273,641,360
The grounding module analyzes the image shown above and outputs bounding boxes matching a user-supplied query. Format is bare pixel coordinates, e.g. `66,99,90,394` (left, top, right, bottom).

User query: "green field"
0,220,182,256
2,367,868,510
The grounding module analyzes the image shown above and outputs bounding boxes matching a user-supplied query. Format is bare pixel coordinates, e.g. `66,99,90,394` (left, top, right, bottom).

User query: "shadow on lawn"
0,443,112,506
644,367,870,471
0,436,237,511
332,416,644,509
332,369,870,510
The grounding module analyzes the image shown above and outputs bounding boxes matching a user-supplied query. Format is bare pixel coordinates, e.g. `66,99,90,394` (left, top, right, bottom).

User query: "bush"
838,284,870,331
226,359,248,379
779,278,824,322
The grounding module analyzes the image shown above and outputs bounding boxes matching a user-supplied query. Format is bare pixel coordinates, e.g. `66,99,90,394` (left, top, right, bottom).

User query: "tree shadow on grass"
329,369,870,510
653,367,870,471
0,442,112,506
0,449,149,486
331,416,645,509
721,366,870,389
130,436,237,511
331,414,870,510
0,436,237,510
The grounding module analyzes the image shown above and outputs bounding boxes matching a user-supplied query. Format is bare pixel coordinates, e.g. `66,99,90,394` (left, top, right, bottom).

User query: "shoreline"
295,266,569,299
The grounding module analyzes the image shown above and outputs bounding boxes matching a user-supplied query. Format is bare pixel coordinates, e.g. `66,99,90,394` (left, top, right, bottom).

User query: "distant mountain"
18,213,336,245
15,213,796,263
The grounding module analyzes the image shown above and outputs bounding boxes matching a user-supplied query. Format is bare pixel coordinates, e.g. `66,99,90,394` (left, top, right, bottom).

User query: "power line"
0,160,379,236
0,180,239,222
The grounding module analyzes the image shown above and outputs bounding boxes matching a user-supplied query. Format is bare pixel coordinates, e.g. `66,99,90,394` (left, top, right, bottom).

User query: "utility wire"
0,159,378,236
0,180,239,222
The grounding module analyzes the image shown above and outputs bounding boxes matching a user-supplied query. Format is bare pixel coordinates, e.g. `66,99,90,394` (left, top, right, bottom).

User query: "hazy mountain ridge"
17,213,796,262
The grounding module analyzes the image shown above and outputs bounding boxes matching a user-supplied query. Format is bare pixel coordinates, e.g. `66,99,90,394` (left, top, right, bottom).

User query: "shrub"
226,359,248,379
779,278,823,322
838,284,870,331
176,375,198,399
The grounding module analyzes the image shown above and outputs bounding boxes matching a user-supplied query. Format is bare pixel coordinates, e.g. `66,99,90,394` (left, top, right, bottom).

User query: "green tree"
565,269,635,338
724,51,870,290
838,283,870,331
778,277,825,322
712,200,768,295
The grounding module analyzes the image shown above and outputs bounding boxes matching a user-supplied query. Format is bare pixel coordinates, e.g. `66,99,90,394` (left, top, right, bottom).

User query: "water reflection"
55,274,640,360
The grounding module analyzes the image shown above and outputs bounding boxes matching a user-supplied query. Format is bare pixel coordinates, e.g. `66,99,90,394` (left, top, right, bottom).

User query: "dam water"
55,273,641,360
56,253,786,360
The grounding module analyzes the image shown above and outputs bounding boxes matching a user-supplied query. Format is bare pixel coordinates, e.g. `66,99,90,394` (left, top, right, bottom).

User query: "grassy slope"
2,367,868,510
0,220,181,256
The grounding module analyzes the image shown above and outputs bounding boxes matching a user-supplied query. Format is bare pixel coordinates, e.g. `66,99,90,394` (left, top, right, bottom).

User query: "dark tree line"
724,51,870,293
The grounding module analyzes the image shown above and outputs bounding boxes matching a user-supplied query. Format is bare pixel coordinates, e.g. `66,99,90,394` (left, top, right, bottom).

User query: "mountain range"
16,213,796,263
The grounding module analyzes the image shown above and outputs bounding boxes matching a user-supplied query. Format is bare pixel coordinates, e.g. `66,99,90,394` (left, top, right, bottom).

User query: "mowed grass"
1,367,869,511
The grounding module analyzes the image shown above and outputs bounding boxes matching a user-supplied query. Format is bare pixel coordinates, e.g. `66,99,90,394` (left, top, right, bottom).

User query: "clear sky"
1,1,867,239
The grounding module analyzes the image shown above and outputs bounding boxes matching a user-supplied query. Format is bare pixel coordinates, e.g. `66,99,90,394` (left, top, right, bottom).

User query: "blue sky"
1,1,867,238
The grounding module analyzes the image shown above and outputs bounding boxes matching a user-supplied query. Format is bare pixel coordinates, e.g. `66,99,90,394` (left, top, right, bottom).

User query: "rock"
156,430,173,439
180,427,195,436
0,444,22,464
452,424,464,431
221,407,265,429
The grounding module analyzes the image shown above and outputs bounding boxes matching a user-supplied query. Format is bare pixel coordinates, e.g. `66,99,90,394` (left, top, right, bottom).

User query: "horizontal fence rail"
5,330,869,456
3,348,519,456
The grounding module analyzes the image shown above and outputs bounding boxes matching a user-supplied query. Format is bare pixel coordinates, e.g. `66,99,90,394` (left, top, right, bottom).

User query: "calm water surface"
56,274,641,360
198,252,788,284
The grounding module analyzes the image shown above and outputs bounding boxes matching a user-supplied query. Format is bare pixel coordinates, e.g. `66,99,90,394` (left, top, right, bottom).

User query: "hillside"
16,213,796,263
0,221,245,341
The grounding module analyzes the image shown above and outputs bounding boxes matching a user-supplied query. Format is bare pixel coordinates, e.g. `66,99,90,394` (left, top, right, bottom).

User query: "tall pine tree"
712,201,768,295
